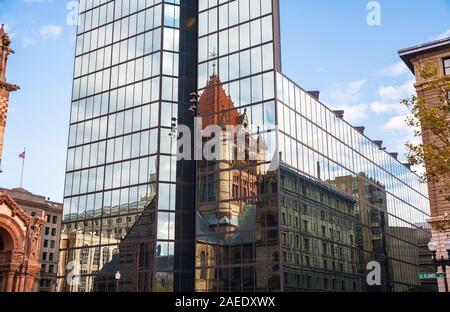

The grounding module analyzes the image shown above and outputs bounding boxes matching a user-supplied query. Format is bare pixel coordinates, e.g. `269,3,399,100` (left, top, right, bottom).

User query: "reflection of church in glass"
194,73,430,292
62,0,432,293
196,74,280,291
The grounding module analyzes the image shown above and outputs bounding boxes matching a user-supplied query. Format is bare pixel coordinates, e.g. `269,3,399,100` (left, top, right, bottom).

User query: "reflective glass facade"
60,0,433,293
276,73,431,292
59,0,196,292
195,0,281,292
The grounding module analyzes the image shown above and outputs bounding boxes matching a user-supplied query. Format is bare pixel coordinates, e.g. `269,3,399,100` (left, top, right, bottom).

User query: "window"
52,216,58,224
50,240,55,249
42,252,47,261
303,238,310,251
322,243,327,255
49,253,54,261
444,58,450,76
303,220,309,233
80,245,90,264
45,227,50,235
200,251,207,280
44,240,49,248
51,228,57,236
48,265,54,273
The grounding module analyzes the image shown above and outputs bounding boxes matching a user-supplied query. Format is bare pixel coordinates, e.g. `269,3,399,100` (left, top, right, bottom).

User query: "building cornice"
0,80,19,92
428,215,450,232
0,81,20,92
0,191,46,226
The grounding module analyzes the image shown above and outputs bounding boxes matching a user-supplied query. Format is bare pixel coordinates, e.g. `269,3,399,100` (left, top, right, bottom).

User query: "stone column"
15,273,25,292
5,271,15,292
24,273,37,292
0,272,5,292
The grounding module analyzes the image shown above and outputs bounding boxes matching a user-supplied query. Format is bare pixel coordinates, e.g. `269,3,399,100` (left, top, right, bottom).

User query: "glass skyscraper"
58,0,433,292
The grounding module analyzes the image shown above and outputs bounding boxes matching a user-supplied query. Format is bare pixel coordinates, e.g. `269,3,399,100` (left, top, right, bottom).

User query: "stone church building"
0,24,46,292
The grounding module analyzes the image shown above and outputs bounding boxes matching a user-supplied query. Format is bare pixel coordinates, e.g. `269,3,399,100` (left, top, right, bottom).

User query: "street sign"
419,273,446,279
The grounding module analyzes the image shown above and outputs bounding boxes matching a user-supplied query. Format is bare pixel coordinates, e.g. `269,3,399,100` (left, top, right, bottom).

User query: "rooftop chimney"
355,127,365,134
373,140,383,148
389,152,399,160
333,110,345,119
308,91,320,100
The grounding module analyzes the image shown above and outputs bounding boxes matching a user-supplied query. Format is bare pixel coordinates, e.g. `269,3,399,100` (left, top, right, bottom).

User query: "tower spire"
0,26,19,172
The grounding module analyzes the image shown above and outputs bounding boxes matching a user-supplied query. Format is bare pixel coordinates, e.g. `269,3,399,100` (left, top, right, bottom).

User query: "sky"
0,0,449,202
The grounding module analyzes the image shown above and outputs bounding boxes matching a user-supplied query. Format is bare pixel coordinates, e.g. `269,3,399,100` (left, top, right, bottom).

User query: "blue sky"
0,0,449,202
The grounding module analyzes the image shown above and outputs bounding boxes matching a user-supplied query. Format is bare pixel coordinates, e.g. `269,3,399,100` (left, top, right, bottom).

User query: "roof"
398,37,450,73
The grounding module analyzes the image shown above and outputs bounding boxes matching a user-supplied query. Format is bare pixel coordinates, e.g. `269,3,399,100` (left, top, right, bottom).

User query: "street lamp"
115,271,121,293
444,237,450,252
428,239,438,252
428,238,450,292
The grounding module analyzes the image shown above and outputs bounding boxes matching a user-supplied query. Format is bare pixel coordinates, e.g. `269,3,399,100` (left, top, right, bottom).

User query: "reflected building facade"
60,0,197,292
194,0,431,292
60,0,432,292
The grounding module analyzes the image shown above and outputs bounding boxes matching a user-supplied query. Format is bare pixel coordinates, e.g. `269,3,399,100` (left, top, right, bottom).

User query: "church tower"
0,24,19,170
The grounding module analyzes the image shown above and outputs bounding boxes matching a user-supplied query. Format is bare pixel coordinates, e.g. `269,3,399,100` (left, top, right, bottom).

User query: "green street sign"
419,273,446,279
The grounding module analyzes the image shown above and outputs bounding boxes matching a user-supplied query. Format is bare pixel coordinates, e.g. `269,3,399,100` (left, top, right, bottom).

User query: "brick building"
399,37,450,292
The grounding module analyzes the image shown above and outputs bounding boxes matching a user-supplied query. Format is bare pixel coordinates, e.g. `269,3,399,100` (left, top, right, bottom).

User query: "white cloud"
322,79,369,124
335,103,370,124
382,115,409,131
39,24,62,40
326,79,366,105
370,100,407,114
368,79,415,115
378,78,415,102
377,61,410,77
434,29,450,40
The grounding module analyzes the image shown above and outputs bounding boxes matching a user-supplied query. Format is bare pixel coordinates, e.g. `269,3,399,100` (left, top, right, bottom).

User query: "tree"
403,61,450,199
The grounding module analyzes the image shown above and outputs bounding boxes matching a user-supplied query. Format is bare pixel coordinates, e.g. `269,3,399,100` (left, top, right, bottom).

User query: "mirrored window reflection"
196,0,280,291
60,0,182,293
275,72,431,291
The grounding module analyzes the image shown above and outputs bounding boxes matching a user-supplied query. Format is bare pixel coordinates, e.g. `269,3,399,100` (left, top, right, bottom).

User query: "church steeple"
0,24,19,170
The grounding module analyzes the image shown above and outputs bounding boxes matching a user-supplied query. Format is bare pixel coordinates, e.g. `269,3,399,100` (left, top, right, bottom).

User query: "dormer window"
444,58,450,75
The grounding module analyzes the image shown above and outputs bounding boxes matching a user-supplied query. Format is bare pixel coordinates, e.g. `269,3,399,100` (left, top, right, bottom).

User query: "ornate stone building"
0,187,63,292
400,37,450,292
0,24,49,293
0,24,19,170
0,192,46,291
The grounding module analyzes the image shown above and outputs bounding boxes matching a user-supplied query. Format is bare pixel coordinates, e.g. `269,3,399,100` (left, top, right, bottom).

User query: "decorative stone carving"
0,24,13,82
0,191,45,292
428,216,450,232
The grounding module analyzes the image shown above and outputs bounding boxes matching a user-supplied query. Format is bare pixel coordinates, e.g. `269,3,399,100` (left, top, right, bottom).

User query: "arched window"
200,251,207,280
0,235,4,251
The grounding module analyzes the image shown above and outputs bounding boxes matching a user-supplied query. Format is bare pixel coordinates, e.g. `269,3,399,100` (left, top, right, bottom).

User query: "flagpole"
20,148,25,188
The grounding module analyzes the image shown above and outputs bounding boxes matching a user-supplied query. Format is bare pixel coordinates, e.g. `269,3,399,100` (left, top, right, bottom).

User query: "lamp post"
115,271,121,293
428,238,450,292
